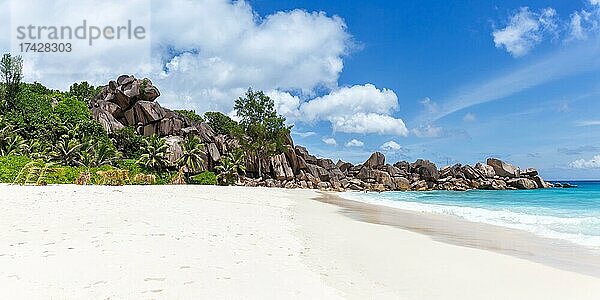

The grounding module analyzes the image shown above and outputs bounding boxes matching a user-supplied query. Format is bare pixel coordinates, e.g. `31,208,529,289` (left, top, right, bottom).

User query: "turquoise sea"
340,181,600,249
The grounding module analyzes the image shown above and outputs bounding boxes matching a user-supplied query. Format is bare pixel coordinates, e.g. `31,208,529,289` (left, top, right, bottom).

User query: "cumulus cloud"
493,7,558,57
322,137,337,146
153,1,352,111
2,0,352,113
300,84,408,136
2,0,411,137
345,139,364,147
412,124,443,138
380,140,402,151
570,155,600,169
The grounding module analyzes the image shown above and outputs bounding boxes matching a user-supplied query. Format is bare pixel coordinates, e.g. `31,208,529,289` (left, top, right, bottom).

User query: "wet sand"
316,192,600,278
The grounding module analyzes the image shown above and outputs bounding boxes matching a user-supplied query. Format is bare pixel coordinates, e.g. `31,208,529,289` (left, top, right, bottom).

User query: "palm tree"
50,137,83,166
80,141,118,168
176,135,205,179
0,134,27,156
216,151,246,185
137,135,169,172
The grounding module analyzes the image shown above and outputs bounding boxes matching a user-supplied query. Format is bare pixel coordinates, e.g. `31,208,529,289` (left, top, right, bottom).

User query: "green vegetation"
68,81,100,101
216,151,246,185
137,135,170,172
175,109,204,123
190,171,217,185
176,135,206,180
234,88,291,178
203,111,241,136
0,54,23,110
0,53,294,186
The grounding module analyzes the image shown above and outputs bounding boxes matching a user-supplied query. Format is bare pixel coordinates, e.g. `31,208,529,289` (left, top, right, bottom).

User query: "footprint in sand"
144,277,166,282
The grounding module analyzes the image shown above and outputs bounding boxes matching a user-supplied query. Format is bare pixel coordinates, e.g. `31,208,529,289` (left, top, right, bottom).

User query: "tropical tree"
68,81,100,102
176,135,205,179
234,88,291,178
216,151,246,185
79,141,118,168
137,135,170,172
203,111,241,136
0,53,23,110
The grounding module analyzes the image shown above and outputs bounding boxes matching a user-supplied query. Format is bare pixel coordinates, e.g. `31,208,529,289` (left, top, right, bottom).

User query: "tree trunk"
257,152,262,178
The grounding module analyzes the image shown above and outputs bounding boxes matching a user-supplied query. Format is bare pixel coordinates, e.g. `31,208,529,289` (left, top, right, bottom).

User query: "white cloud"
570,155,600,168
492,7,558,57
292,131,316,138
2,0,411,137
300,84,408,136
2,0,352,115
265,90,302,122
463,112,476,122
345,139,364,147
322,137,337,146
412,124,443,138
380,140,402,151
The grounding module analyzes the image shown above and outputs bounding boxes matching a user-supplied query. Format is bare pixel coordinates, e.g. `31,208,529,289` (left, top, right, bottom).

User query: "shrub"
190,171,217,185
175,109,204,123
110,127,146,159
203,111,241,136
0,156,31,183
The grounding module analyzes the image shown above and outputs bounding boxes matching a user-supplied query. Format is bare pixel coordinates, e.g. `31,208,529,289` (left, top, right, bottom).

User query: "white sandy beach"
1,184,600,299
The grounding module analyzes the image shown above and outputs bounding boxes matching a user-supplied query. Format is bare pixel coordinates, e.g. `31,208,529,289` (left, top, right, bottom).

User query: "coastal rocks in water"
411,180,429,191
480,179,508,190
364,152,385,169
411,159,439,181
521,168,539,177
462,165,482,180
487,158,520,178
393,177,411,191
475,162,496,178
533,176,553,189
507,178,538,190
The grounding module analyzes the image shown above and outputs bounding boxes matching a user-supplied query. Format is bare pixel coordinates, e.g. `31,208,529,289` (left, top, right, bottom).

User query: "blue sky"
248,0,600,180
1,0,599,180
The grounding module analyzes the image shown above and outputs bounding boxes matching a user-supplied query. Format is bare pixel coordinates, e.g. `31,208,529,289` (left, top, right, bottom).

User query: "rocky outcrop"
90,76,553,193
91,75,206,139
487,158,520,178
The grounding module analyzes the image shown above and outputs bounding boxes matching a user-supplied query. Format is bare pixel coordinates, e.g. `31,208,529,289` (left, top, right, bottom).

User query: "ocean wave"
339,191,600,249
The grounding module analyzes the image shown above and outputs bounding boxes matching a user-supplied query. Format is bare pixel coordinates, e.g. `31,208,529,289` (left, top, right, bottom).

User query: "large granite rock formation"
91,76,553,192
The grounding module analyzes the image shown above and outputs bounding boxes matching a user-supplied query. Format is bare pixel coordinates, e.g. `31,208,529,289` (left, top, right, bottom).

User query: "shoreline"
318,191,600,278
